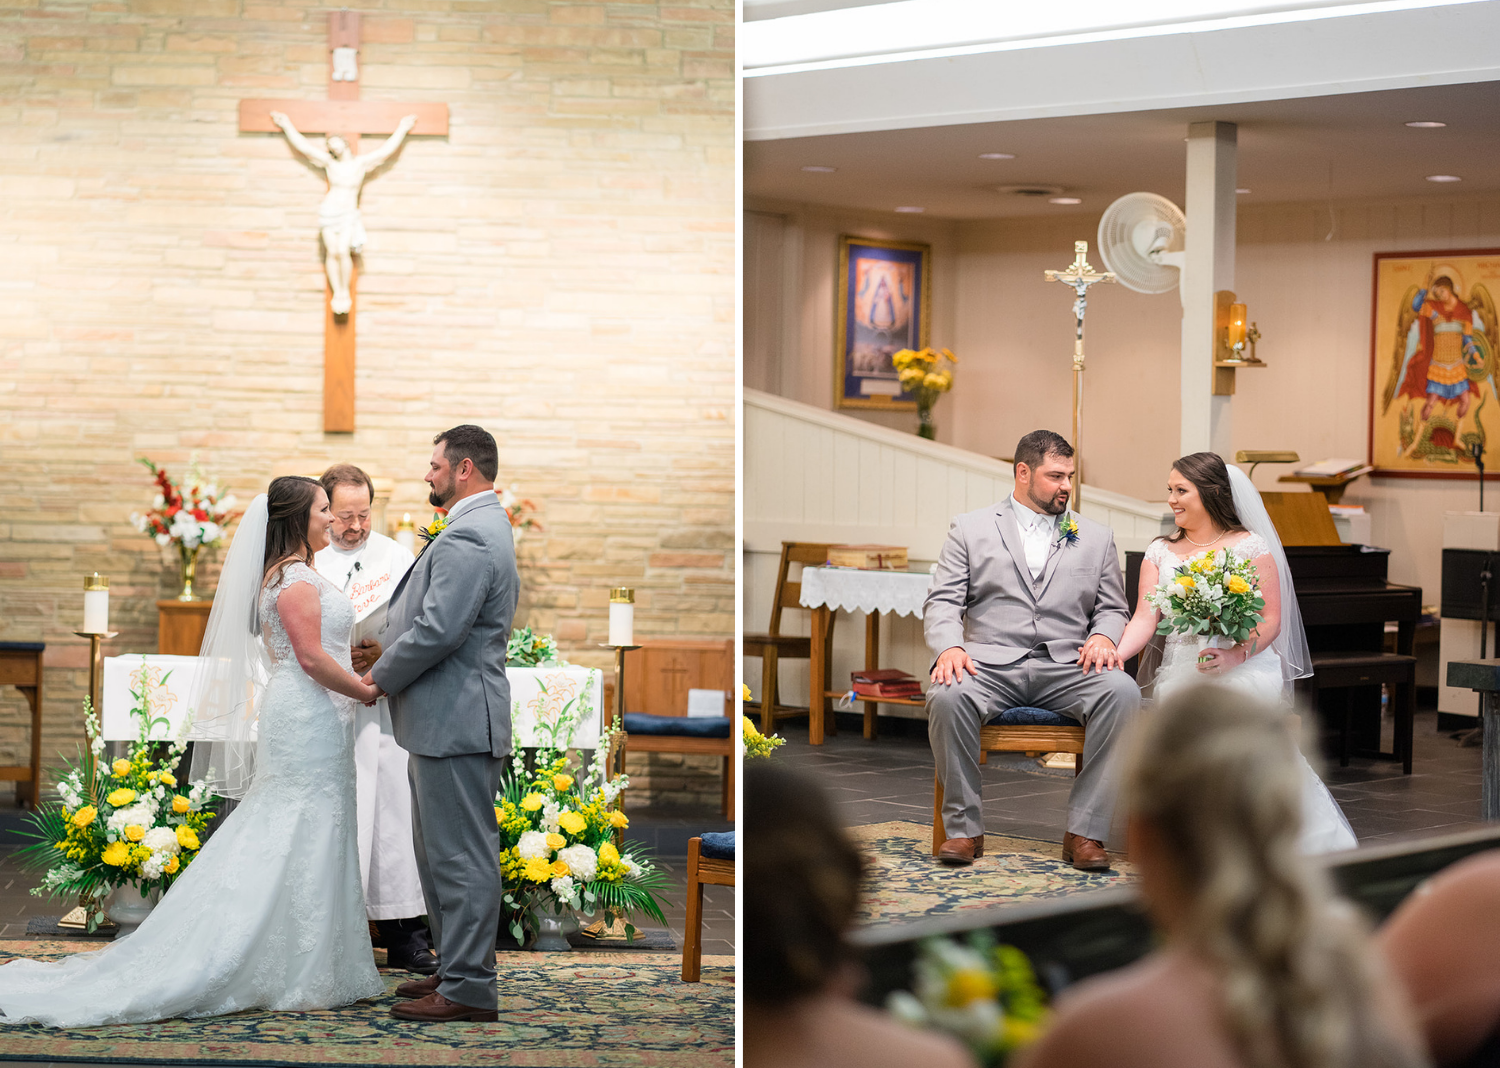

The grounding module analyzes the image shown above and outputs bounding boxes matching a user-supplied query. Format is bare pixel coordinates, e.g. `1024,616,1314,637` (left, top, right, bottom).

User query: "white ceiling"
744,82,1500,219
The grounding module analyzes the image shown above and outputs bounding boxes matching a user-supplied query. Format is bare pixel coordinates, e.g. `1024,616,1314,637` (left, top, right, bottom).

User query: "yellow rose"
494,806,504,824
598,841,620,865
558,811,586,835
165,855,180,875
106,788,136,807
71,805,97,828
111,759,131,777
1227,575,1251,595
545,832,566,851
101,841,130,867
176,825,200,851
1177,576,1195,590
124,824,145,842
609,810,629,829
172,795,191,814
158,772,176,787
551,859,570,878
522,856,552,883
520,793,545,812
741,716,761,739
552,774,574,792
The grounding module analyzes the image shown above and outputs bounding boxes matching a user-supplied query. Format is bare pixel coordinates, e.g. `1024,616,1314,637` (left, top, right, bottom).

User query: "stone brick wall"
0,1,733,807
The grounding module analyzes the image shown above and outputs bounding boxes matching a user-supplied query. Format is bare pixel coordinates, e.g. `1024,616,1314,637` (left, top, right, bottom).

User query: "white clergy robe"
314,530,424,920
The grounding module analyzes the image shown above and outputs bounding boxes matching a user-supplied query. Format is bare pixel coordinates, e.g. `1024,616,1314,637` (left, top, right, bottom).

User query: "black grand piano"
1125,544,1422,773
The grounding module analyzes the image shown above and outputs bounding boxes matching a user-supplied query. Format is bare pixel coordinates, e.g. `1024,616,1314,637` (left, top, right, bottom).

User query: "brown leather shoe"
1062,832,1111,872
394,974,441,1000
937,835,985,866
390,991,498,1023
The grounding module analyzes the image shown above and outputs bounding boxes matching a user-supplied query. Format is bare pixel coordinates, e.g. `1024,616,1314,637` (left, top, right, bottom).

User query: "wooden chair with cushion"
742,541,833,735
931,707,1085,855
682,832,734,983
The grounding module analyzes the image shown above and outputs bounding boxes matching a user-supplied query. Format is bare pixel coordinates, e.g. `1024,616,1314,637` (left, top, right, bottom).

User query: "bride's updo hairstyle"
262,475,322,587
1126,684,1424,1068
1164,451,1247,544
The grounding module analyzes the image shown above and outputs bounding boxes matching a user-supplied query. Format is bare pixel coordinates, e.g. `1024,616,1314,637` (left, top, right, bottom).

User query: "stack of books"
850,668,922,699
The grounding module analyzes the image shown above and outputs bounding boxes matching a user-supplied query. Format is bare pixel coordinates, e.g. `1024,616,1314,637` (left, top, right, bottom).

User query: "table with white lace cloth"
798,566,933,618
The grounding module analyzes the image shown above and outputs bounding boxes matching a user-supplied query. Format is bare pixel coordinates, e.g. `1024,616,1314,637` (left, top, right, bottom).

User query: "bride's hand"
353,679,380,705
1196,644,1249,674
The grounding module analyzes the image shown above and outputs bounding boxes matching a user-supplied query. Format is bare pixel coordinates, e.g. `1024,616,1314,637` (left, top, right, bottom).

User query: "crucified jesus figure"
270,111,417,316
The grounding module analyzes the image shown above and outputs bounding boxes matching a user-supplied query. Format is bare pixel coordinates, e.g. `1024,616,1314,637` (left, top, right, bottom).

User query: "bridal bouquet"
19,680,218,931
495,688,668,945
886,933,1050,1065
1147,548,1266,644
506,626,561,668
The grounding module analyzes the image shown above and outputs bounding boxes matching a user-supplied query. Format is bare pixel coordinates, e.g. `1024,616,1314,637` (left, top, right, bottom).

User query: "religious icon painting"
1370,249,1500,477
835,235,931,409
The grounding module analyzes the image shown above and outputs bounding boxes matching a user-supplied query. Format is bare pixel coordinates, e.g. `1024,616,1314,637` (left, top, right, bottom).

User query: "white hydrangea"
558,844,597,883
517,831,550,860
142,827,180,855
142,853,168,880
107,802,154,834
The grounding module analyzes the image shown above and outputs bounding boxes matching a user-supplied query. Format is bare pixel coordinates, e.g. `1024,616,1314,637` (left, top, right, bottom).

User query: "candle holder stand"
599,643,641,835
59,629,117,932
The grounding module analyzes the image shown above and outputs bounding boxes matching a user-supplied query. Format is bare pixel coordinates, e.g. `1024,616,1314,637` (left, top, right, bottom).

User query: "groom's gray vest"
373,495,518,759
924,496,1130,666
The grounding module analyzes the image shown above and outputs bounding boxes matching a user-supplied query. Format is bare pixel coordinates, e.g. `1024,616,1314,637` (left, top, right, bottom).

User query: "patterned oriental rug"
0,945,734,1067
847,821,1135,928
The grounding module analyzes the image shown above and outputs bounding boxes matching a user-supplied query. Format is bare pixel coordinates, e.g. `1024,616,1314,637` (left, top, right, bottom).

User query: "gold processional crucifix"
1043,241,1115,511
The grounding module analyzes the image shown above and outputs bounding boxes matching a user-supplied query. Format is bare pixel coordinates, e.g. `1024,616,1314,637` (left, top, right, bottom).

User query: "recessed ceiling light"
1426,174,1463,183
1049,197,1082,205
894,206,925,213
801,165,837,173
978,152,1016,160
1236,188,1251,194
1406,121,1447,128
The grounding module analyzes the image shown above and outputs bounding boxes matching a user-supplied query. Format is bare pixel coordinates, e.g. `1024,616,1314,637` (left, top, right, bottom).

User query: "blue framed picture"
835,236,931,410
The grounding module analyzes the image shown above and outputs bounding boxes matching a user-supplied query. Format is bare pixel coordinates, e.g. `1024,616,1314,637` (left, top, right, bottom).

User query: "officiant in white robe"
314,465,435,973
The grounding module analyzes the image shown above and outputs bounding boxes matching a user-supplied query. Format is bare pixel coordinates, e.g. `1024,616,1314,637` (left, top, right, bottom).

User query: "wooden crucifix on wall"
239,11,448,433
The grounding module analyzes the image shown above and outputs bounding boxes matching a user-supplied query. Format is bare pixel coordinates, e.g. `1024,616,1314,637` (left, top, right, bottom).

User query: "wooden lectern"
157,601,212,656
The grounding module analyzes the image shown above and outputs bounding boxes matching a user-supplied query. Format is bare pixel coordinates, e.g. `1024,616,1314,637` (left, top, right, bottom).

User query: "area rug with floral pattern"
0,944,733,1066
847,821,1135,928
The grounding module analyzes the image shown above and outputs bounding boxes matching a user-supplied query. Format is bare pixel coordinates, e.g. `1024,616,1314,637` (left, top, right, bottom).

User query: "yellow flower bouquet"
18,670,218,931
892,346,958,440
495,688,668,946
1146,547,1266,645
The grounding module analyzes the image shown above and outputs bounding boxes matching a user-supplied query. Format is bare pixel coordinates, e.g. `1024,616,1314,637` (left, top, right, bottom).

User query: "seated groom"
925,430,1138,871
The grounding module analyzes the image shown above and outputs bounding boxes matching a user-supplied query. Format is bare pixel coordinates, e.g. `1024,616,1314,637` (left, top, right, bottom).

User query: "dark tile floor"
0,801,734,958
776,706,1486,852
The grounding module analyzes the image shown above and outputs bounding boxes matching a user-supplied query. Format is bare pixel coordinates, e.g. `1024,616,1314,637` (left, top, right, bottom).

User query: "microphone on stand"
1474,441,1487,513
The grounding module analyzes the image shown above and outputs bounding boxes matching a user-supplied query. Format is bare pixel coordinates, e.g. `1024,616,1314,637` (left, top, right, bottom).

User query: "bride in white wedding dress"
0,477,386,1027
1113,453,1357,855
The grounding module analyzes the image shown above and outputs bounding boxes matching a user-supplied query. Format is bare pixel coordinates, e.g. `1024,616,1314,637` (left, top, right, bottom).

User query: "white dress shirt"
1011,495,1057,580
443,490,490,523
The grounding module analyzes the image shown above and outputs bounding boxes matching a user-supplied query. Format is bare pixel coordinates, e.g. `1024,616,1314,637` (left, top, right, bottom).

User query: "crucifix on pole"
1043,241,1115,511
238,10,449,433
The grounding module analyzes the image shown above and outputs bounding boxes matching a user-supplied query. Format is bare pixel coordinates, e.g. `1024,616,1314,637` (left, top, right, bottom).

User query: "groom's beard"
1027,486,1069,515
428,486,454,510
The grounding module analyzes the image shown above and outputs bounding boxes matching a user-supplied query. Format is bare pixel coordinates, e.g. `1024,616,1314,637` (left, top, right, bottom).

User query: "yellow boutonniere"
1057,514,1080,546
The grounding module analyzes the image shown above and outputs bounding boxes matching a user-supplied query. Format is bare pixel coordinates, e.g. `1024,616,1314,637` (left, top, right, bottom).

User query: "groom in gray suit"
925,430,1138,871
365,425,518,1022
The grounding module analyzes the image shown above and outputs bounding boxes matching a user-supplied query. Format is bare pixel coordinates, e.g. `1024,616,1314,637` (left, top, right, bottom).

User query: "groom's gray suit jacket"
923,496,1130,665
373,495,518,758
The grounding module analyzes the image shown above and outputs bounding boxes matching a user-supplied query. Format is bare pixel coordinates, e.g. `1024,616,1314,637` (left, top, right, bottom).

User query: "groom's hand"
931,647,978,686
1078,635,1121,673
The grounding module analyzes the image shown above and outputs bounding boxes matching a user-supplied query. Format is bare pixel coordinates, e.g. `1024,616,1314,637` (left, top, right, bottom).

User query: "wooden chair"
0,642,44,808
743,541,833,735
931,708,1085,855
620,639,736,818
682,833,734,982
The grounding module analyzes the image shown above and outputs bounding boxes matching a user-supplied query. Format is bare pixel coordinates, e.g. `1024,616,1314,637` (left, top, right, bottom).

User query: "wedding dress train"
1148,536,1358,856
0,562,383,1027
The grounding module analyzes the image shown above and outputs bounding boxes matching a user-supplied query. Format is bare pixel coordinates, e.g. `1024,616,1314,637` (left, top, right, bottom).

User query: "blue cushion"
988,706,1078,727
699,831,735,860
623,713,732,739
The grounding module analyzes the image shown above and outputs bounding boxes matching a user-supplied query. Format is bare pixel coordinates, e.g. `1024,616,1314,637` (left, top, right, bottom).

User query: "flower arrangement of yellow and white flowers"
892,346,958,439
1147,547,1266,645
19,681,218,931
886,934,1051,1066
494,684,668,945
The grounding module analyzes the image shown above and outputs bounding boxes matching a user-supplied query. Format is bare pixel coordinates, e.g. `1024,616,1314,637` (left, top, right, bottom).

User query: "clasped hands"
351,639,386,703
1195,643,1250,675
929,635,1122,685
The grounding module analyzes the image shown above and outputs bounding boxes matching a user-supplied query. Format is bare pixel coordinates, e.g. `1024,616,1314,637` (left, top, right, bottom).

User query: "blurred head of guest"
1016,684,1426,1068
744,761,974,1068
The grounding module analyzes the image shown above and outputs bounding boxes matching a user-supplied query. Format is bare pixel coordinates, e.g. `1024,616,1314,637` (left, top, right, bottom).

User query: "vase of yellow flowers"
893,347,958,440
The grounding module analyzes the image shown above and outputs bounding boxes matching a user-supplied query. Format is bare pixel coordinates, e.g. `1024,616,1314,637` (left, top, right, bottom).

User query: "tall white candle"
83,573,109,634
395,513,416,555
608,587,634,646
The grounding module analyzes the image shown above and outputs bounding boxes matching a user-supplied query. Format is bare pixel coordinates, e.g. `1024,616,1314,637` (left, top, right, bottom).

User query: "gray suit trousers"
408,751,505,1009
927,658,1140,844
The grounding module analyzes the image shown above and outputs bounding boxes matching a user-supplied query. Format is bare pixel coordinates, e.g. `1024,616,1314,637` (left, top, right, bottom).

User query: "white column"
1180,121,1237,458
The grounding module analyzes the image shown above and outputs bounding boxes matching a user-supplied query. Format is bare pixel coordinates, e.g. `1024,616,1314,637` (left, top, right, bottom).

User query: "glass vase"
531,908,573,952
177,543,201,602
917,405,936,440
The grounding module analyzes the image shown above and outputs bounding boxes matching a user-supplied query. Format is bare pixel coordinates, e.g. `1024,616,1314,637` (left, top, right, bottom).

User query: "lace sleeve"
1144,538,1174,572
1232,532,1271,561
274,561,323,593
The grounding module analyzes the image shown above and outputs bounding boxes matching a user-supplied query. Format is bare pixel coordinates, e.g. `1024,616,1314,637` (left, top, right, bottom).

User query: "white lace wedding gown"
0,563,384,1027
1147,537,1358,855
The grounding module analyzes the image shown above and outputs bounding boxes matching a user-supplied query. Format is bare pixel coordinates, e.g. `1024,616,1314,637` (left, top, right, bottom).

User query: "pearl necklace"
1181,527,1226,548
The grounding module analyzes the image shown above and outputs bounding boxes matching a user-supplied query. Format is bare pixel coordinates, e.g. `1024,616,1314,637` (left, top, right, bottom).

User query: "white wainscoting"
744,389,1172,719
